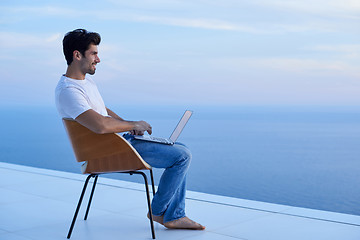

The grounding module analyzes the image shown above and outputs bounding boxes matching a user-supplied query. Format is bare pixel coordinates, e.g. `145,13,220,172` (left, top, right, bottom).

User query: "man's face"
80,44,100,75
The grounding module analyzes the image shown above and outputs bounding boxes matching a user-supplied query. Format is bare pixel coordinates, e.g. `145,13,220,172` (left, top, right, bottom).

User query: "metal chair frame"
67,169,156,239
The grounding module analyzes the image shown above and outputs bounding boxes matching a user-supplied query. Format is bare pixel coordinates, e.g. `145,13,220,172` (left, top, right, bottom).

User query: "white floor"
1,162,360,240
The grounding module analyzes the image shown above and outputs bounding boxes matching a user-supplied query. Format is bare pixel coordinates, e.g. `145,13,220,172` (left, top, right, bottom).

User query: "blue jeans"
123,134,192,223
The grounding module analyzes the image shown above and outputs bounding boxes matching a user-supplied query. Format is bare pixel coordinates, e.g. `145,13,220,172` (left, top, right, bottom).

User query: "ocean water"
1,105,360,216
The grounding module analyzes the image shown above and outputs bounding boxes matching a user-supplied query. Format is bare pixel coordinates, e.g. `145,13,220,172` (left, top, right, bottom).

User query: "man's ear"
73,50,82,61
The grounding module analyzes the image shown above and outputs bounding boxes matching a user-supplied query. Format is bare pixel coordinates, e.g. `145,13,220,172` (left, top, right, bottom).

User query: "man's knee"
175,145,192,167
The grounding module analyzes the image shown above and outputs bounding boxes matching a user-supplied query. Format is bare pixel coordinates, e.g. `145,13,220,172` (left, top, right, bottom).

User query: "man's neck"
65,65,86,80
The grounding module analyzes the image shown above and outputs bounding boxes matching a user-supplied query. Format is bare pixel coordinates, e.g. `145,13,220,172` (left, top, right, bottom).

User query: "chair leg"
149,169,156,197
130,171,156,239
67,174,95,239
84,175,98,220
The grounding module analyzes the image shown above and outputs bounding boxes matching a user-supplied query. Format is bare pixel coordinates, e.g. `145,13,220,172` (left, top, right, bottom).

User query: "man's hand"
129,130,144,135
132,120,152,135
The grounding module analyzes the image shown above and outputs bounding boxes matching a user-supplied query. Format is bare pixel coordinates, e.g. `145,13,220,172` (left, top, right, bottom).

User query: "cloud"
1,5,245,31
124,14,339,33
254,58,354,73
253,0,360,19
0,32,62,48
303,44,360,64
206,55,360,79
0,31,64,73
0,2,356,34
1,5,78,16
105,0,360,18
307,44,360,54
130,15,261,32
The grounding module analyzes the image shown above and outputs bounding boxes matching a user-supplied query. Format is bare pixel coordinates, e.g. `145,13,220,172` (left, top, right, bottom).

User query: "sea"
1,105,360,216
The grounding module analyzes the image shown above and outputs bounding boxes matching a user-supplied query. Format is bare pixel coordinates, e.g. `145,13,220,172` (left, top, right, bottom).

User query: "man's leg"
124,134,204,229
129,138,190,221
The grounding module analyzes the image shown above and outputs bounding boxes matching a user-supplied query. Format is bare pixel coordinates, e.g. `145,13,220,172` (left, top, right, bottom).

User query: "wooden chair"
62,118,156,239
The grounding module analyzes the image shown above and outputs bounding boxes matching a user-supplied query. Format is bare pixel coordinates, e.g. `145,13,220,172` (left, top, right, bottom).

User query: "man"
55,29,205,230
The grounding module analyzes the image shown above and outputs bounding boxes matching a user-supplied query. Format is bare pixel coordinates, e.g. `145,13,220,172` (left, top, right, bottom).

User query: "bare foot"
164,217,205,230
147,212,164,225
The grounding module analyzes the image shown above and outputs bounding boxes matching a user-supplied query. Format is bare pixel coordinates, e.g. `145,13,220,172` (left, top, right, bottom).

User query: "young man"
55,29,205,230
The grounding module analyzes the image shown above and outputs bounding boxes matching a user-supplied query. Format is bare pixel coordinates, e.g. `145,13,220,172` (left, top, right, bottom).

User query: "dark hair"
63,29,101,65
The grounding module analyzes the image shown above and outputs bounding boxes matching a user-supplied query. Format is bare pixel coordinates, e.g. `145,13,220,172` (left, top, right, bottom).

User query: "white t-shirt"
55,75,108,119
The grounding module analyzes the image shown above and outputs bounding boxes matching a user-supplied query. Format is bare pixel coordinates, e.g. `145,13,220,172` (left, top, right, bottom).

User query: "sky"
0,0,359,107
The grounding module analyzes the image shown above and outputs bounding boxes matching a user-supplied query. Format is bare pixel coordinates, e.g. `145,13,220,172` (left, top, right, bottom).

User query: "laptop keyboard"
150,136,171,143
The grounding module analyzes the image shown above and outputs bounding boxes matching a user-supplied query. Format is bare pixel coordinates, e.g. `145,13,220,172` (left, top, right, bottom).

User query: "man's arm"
106,107,146,135
106,107,124,121
75,109,152,135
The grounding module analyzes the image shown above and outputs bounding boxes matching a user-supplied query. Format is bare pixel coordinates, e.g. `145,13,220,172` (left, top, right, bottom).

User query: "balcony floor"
1,162,359,240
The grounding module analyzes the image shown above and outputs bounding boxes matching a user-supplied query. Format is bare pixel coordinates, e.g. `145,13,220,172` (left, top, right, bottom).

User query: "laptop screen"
169,110,193,142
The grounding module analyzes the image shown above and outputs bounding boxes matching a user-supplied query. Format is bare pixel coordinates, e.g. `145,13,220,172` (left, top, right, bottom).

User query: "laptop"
133,110,193,145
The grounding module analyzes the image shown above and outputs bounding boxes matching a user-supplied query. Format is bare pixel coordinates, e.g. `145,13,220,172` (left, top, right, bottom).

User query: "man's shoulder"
57,74,72,86
56,75,80,95
58,75,86,88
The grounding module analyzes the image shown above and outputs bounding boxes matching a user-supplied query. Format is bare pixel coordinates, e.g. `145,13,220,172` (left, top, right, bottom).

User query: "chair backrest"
62,118,151,174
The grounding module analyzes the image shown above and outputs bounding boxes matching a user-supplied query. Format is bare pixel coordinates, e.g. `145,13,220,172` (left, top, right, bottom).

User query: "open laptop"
133,110,193,145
